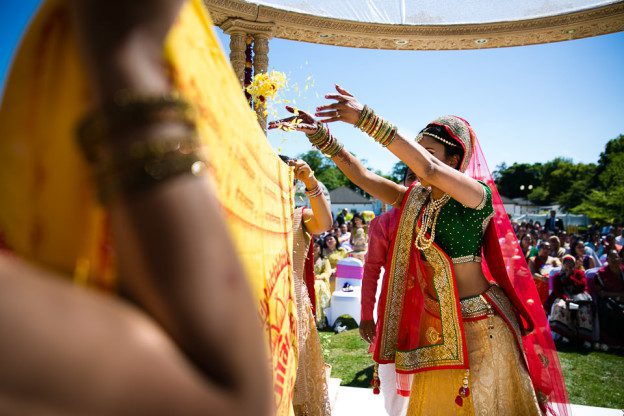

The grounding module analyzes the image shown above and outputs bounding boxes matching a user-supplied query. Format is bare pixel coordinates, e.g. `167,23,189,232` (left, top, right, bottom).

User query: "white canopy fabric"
245,0,619,25
206,0,624,50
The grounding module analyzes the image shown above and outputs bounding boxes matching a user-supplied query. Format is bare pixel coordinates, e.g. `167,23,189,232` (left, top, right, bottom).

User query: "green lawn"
319,328,624,409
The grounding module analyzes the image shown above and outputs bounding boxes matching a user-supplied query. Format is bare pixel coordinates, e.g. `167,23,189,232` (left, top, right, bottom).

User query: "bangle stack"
306,123,344,157
77,93,206,204
305,183,324,198
355,105,398,147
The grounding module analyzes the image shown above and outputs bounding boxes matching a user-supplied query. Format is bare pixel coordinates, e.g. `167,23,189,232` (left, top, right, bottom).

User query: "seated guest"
338,223,351,246
349,213,367,245
322,234,348,292
349,228,368,263
546,255,593,348
596,250,624,348
313,240,332,328
529,242,562,304
571,240,595,270
520,235,533,260
549,236,566,260
529,231,540,256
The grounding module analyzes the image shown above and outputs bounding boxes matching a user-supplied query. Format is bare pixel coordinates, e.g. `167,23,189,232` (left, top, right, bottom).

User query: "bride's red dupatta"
467,132,569,415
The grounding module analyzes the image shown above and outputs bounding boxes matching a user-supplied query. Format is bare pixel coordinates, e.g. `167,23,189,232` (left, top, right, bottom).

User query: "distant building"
329,186,375,217
501,195,539,216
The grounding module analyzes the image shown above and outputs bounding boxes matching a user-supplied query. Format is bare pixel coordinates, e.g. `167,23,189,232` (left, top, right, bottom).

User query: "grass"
319,328,624,409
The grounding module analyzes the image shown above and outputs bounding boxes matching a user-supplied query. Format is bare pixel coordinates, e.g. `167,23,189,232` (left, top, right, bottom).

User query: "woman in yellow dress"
281,157,333,416
313,240,333,328
0,0,295,414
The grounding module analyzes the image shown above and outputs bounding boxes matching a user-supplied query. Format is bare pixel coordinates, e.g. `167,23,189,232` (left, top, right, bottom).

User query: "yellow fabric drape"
0,1,297,414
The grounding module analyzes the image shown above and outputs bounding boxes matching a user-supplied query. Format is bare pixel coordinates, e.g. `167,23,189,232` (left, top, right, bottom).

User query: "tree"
297,150,370,196
388,161,407,184
573,136,624,223
494,163,542,199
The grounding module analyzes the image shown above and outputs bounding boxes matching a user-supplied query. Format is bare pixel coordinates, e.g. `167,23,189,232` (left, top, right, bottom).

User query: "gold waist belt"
460,285,504,320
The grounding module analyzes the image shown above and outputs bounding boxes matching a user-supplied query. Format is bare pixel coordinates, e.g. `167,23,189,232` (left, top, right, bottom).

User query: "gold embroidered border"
378,186,428,361
452,255,482,264
395,241,465,371
481,211,495,234
474,184,488,210
460,295,490,319
430,116,472,171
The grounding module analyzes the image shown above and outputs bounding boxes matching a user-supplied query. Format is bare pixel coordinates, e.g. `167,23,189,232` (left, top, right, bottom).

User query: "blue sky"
2,0,623,174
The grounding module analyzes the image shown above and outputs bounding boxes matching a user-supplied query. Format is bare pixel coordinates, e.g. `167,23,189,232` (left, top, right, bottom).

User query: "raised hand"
268,106,319,134
289,159,316,187
315,84,363,125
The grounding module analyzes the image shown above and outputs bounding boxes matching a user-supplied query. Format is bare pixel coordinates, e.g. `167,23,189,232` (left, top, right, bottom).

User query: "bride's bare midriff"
419,257,493,299
453,262,492,298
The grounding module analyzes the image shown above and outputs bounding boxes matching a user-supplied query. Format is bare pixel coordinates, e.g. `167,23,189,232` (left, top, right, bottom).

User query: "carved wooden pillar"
253,34,270,131
228,31,246,85
221,18,275,132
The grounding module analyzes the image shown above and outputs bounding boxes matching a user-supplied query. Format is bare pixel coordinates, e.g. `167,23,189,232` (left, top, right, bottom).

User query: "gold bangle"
76,93,206,204
390,189,404,206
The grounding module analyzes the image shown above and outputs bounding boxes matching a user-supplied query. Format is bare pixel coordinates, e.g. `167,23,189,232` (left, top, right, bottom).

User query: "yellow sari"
0,1,297,414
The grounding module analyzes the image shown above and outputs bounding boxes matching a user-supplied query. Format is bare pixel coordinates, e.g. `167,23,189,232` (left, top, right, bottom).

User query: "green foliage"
527,186,550,205
297,149,375,197
494,134,623,223
494,162,542,199
298,149,350,191
389,161,408,184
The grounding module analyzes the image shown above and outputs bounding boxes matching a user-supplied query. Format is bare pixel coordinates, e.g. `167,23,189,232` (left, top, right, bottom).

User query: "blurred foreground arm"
70,1,271,415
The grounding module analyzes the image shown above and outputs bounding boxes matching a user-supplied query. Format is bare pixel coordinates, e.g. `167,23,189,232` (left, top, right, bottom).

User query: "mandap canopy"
205,0,624,50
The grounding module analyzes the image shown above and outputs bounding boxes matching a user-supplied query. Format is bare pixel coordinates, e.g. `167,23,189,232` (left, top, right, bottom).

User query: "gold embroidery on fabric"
424,295,440,317
431,116,472,172
426,327,441,345
395,242,465,371
452,255,482,264
460,295,489,319
474,185,488,211
481,211,495,234
379,186,428,361
484,285,528,369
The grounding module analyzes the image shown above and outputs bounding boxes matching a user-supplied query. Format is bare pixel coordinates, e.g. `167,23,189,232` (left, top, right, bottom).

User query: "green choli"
429,181,494,264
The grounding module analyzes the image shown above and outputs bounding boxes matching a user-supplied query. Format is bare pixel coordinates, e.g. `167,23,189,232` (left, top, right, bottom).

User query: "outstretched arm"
316,85,484,208
331,149,406,208
269,107,406,208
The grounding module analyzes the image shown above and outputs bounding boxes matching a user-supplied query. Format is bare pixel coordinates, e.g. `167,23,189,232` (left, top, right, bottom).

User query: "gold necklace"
414,193,450,251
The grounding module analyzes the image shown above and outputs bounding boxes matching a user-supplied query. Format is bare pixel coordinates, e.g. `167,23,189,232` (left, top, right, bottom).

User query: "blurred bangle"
305,184,324,198
76,93,206,204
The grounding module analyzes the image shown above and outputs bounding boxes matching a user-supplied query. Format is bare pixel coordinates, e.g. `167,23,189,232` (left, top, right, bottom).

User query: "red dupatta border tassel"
455,370,471,406
371,363,381,395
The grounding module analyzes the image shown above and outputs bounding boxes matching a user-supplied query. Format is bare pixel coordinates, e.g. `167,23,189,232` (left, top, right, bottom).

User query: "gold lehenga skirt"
407,287,542,416
292,305,331,416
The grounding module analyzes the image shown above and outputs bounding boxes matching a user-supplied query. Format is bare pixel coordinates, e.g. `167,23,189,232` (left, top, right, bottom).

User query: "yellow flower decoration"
246,70,287,110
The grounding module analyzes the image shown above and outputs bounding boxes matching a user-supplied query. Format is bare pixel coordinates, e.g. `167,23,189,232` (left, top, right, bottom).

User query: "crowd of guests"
310,208,372,328
513,210,624,351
